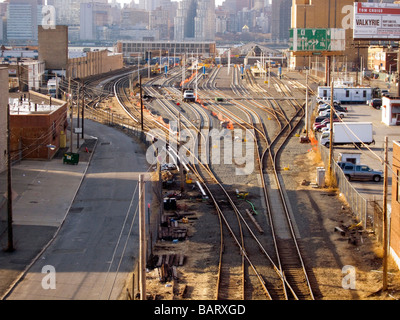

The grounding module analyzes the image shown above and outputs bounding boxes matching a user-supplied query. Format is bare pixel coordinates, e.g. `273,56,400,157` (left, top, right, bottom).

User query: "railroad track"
112,63,318,300
201,65,317,300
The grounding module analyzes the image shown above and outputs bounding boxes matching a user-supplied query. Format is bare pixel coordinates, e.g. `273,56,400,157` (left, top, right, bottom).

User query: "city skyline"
0,0,232,7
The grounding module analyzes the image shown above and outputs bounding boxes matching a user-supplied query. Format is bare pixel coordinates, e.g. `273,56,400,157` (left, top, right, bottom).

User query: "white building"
382,96,400,126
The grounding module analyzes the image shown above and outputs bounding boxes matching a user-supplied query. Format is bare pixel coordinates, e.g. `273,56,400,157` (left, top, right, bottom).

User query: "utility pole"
81,80,85,139
139,174,146,300
228,48,231,75
182,53,186,94
68,77,73,153
195,49,198,100
178,113,184,193
6,104,14,252
328,80,334,179
305,71,309,138
139,75,144,131
397,45,400,97
268,54,271,88
147,51,151,79
383,136,389,291
77,82,80,150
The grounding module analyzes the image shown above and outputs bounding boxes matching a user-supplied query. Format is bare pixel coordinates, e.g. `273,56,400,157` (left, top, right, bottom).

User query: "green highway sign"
290,28,345,52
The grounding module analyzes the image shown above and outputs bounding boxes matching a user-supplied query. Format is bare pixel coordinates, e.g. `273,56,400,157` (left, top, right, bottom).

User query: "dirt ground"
143,130,400,301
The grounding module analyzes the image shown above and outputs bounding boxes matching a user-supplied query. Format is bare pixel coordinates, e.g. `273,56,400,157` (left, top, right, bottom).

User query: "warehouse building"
117,40,216,59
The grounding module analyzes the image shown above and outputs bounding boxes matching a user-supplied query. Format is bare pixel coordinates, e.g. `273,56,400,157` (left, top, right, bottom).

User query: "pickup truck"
337,162,383,182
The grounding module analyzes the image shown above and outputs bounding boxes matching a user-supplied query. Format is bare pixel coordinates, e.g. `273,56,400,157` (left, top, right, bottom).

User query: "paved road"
5,120,152,300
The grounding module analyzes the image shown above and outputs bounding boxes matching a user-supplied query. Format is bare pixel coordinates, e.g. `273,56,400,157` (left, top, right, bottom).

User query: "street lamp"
47,144,56,151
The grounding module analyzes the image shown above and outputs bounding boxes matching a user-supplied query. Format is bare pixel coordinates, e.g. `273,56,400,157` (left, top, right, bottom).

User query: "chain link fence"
318,144,375,231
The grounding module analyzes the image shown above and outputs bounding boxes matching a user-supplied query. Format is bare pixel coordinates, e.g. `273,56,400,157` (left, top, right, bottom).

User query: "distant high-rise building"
80,2,95,40
6,0,43,42
139,0,163,11
79,1,119,41
195,0,215,41
174,0,196,40
174,0,215,41
271,0,291,41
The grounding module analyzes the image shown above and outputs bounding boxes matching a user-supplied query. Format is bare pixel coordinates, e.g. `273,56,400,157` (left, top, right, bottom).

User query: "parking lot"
314,97,400,202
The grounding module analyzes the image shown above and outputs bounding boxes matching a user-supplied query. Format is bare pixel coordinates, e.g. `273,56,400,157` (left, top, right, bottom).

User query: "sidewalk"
0,128,97,299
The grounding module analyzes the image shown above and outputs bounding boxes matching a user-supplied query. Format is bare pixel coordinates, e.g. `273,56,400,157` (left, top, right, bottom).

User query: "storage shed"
382,96,400,126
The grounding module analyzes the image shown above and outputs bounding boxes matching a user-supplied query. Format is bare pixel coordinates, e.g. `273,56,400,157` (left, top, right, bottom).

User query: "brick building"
38,25,69,71
368,47,397,74
9,93,67,161
391,141,400,270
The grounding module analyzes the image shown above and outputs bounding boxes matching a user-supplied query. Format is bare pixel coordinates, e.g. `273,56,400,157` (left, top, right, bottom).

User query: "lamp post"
6,103,14,252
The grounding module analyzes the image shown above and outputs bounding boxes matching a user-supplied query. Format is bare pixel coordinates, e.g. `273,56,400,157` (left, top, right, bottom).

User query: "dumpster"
63,152,79,165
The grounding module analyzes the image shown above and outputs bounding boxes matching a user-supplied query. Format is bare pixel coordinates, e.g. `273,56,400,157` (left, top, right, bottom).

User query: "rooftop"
8,95,64,115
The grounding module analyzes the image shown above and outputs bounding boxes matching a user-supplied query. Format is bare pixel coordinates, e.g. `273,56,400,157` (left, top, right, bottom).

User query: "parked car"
321,125,330,133
381,89,389,97
313,114,339,129
319,109,345,118
318,104,348,113
368,98,382,109
317,97,340,105
337,162,383,182
317,104,331,112
334,105,348,112
314,118,340,132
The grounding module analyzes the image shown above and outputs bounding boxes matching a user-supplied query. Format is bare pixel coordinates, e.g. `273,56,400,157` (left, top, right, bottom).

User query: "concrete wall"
67,50,124,79
0,68,8,173
391,141,400,270
38,25,69,71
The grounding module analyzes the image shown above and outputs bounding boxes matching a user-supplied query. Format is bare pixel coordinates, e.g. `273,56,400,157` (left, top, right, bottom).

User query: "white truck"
183,89,196,102
320,122,374,148
47,78,60,98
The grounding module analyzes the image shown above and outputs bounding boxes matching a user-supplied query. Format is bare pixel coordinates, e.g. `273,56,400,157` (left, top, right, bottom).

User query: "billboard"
353,2,400,40
289,28,345,53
